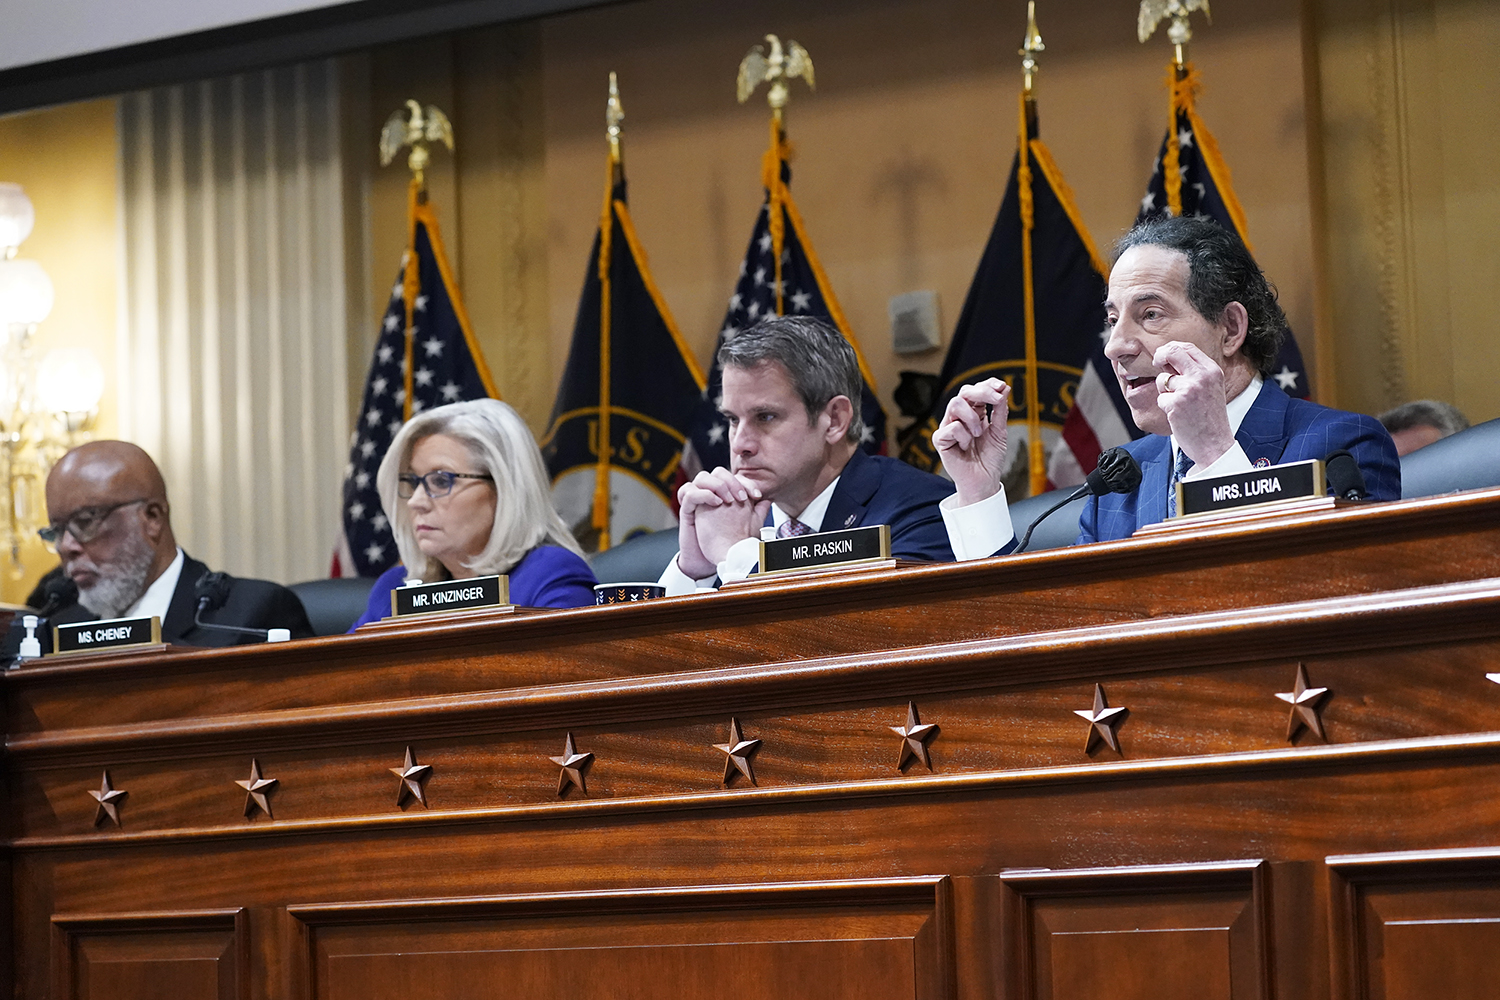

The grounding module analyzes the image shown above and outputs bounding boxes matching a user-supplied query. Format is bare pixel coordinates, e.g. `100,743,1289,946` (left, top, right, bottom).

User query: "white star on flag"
372,513,388,533
377,345,395,365
364,542,385,563
415,294,429,312
423,337,444,357
440,381,461,401
707,423,726,445
721,323,739,339
1193,183,1207,200
348,501,365,520
729,293,742,311
415,368,435,387
1141,192,1157,213
371,376,387,396
758,232,773,253
365,408,381,426
394,388,406,406
753,267,766,287
1178,128,1194,148
354,471,370,488
383,314,400,332
747,301,761,320
360,439,376,458
390,281,403,300
411,399,426,414
387,418,403,436
790,290,811,312
1273,366,1300,391
860,425,875,445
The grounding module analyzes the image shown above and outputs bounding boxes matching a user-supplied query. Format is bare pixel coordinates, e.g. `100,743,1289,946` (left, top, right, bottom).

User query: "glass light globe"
0,257,54,326
0,183,35,251
37,347,105,414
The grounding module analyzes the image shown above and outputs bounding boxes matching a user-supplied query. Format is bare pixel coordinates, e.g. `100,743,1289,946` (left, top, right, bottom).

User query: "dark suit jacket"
43,554,314,648
779,449,956,562
1078,381,1401,544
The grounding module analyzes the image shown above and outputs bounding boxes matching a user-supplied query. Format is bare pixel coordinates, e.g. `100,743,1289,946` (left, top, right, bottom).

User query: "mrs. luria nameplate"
52,616,162,656
391,575,509,618
1176,458,1326,518
758,524,891,576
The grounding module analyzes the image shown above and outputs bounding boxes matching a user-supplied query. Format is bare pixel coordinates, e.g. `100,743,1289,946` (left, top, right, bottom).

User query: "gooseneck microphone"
1325,449,1369,500
36,575,79,619
193,571,280,641
1015,447,1144,553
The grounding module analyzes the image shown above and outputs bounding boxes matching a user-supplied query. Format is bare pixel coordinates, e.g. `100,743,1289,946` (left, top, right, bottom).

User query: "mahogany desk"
5,488,1500,999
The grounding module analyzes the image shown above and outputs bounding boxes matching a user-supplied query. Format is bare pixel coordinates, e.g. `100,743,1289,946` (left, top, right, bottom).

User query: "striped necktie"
1166,448,1195,518
777,517,815,538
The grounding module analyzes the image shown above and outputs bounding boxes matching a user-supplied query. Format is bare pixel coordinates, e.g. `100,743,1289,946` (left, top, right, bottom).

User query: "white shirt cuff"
658,555,717,597
939,485,1015,561
717,536,762,584
1185,442,1253,481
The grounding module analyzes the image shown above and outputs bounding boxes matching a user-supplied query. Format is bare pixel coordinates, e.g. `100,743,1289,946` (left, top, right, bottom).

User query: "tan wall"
0,98,119,603
1309,0,1500,422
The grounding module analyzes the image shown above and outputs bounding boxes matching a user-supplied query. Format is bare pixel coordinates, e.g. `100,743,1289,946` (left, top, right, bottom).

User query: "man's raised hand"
1152,341,1235,468
933,378,1011,507
675,468,770,580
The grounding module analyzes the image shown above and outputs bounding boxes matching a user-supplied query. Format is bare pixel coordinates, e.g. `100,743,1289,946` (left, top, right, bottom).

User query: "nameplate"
52,616,162,656
757,524,891,576
391,575,509,618
1176,459,1326,518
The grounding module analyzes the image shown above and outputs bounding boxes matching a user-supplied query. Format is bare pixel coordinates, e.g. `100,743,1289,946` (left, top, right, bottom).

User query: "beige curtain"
117,60,351,584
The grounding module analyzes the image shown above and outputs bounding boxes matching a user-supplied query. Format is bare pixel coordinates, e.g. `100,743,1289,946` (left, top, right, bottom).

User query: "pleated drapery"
117,60,350,584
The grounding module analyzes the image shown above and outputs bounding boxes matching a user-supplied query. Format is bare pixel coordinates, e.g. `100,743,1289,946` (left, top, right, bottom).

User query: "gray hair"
1114,215,1287,378
1378,399,1469,438
376,398,582,580
717,315,865,444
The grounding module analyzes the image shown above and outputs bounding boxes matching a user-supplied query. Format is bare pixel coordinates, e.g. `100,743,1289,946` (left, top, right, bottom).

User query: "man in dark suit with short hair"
661,316,953,593
22,440,312,650
936,216,1399,556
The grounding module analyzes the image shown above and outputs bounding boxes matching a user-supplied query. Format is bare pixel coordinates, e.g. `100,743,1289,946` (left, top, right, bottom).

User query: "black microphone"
36,575,79,618
1015,447,1144,553
193,571,275,640
1325,449,1369,500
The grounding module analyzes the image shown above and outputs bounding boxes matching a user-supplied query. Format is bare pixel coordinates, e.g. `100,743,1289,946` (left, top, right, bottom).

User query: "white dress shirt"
943,377,1264,560
659,476,842,595
123,546,185,622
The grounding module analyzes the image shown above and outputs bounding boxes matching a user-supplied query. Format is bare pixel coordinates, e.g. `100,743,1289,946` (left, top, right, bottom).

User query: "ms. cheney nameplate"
758,524,891,576
391,574,509,618
1176,458,1325,518
52,615,162,655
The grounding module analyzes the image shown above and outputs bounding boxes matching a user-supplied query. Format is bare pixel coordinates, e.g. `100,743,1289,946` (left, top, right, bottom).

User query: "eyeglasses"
396,470,494,499
38,498,150,545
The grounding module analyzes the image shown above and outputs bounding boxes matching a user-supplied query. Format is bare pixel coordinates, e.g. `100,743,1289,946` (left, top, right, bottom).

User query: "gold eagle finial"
379,99,455,186
606,71,624,163
737,34,815,118
1020,1,1045,96
1138,0,1211,66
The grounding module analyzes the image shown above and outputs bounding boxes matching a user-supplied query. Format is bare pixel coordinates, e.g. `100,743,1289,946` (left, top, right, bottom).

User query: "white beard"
74,530,155,619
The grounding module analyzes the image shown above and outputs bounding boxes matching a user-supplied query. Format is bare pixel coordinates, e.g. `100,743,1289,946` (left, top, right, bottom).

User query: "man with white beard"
25,441,312,648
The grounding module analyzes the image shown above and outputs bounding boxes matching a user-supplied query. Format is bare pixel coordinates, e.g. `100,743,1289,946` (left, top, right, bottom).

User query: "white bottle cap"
759,526,777,542
402,577,423,587
18,614,40,660
266,628,291,643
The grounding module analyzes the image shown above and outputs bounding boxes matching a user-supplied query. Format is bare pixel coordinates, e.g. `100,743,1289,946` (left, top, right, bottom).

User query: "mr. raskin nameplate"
52,616,162,656
1176,458,1326,518
391,574,509,618
758,524,891,576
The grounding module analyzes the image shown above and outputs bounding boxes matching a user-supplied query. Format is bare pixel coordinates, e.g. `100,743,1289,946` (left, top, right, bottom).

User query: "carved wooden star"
714,717,761,786
390,746,433,808
1074,684,1129,754
1276,663,1330,742
549,732,594,797
89,770,128,827
890,701,939,770
235,759,278,819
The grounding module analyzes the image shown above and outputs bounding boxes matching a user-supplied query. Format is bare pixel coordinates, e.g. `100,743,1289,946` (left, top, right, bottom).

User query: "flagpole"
1139,1,1211,217
1019,2,1047,497
592,73,624,551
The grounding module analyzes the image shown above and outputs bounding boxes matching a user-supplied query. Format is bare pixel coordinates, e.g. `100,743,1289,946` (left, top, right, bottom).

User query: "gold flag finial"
738,33,815,126
606,71,624,164
1138,0,1211,70
379,99,455,190
1020,1,1045,97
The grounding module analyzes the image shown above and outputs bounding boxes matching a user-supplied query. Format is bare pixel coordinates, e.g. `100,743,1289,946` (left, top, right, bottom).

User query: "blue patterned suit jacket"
1077,381,1401,544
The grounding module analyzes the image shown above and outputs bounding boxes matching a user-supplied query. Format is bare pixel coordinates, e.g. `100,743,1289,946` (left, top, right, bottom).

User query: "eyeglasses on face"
38,498,150,545
396,470,494,499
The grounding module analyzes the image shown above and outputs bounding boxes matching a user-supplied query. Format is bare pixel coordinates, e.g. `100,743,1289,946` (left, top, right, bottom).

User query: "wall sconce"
0,183,103,576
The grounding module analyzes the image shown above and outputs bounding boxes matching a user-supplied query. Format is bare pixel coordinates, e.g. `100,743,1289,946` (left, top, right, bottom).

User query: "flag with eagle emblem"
685,123,887,473
335,181,498,577
1051,65,1311,488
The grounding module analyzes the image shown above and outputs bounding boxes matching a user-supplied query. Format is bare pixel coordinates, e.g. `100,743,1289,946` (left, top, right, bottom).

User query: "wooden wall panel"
289,879,954,1000
1003,862,1268,1000
1329,848,1500,1000
51,909,246,1000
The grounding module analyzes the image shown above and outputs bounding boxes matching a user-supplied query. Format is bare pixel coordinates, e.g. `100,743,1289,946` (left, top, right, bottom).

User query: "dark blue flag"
337,183,498,576
686,127,887,473
900,95,1107,500
1056,65,1311,488
542,166,705,552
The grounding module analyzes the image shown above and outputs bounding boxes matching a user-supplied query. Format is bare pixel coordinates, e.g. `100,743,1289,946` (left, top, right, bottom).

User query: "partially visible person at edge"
347,398,596,630
1378,399,1469,457
15,440,313,650
934,215,1401,558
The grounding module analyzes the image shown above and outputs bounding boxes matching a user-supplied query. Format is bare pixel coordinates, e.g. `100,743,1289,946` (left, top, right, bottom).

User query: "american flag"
685,153,886,473
335,192,497,577
1050,66,1311,488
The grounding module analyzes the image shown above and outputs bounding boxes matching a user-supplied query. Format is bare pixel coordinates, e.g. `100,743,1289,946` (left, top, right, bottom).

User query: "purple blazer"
348,545,598,631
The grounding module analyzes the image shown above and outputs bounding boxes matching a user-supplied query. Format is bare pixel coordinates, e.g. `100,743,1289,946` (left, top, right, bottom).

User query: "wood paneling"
51,909,246,1000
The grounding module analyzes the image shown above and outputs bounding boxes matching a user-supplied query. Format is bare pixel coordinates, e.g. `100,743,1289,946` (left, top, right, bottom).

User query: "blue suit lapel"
1235,381,1291,466
1134,436,1172,528
820,449,877,532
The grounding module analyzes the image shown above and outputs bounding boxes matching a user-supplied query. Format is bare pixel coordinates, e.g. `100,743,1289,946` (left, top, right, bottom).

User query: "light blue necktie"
1167,448,1194,517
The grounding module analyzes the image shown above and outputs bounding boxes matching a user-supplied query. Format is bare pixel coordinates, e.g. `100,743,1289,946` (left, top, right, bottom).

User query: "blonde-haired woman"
348,399,596,629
